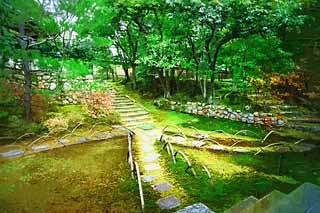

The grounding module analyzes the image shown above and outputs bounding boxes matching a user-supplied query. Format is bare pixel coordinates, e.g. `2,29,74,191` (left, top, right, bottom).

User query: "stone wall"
155,100,285,127
9,69,97,105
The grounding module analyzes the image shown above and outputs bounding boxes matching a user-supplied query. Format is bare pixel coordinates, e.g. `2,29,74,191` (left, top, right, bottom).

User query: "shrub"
43,117,69,133
82,91,112,118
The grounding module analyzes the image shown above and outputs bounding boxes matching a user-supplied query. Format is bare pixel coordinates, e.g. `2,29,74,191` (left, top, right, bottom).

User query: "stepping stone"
142,145,154,152
76,137,89,143
157,195,180,209
142,153,160,162
190,140,206,148
144,163,161,171
58,138,69,144
0,149,24,157
32,144,49,151
176,203,214,213
152,182,173,193
142,175,156,183
141,138,154,144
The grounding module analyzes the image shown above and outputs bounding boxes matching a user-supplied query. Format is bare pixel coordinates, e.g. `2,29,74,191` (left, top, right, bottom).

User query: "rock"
63,82,71,90
157,195,180,209
49,82,57,90
152,182,173,193
176,203,214,213
43,75,50,80
85,74,94,82
253,112,259,117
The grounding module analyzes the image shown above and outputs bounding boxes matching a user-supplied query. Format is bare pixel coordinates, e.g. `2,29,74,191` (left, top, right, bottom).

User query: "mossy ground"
0,138,150,212
156,140,320,212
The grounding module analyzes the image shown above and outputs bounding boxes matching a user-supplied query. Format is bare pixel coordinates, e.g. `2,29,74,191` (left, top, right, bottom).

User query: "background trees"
1,0,317,122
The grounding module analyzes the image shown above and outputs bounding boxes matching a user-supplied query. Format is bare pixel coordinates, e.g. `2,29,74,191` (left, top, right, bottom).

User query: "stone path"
111,92,191,211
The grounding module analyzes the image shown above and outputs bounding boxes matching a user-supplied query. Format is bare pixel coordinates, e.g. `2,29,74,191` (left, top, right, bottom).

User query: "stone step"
112,100,133,104
157,195,180,210
120,111,149,118
125,121,154,128
152,182,173,193
122,116,150,122
177,203,214,213
112,97,128,100
115,108,145,113
112,102,136,107
224,196,258,213
268,182,320,213
113,105,139,110
245,190,286,213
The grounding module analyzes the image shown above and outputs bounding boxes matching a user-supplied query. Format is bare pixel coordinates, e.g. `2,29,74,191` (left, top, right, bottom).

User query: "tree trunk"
131,64,136,89
22,58,32,121
123,66,129,83
164,69,171,98
209,43,223,103
19,23,32,121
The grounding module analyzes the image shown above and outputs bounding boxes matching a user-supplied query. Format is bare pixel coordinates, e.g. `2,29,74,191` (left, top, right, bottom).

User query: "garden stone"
208,145,225,151
32,144,49,151
144,163,161,171
277,120,285,126
152,182,173,193
142,153,160,162
176,203,214,213
190,140,206,147
58,138,69,144
1,149,24,157
49,82,56,90
76,137,89,143
172,136,186,143
142,175,156,182
157,195,180,209
234,148,250,153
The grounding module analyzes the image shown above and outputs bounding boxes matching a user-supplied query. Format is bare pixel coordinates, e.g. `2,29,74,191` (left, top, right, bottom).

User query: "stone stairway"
224,182,320,213
112,94,154,128
111,93,188,210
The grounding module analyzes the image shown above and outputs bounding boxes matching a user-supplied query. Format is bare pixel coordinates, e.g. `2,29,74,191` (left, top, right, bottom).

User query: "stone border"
156,100,285,127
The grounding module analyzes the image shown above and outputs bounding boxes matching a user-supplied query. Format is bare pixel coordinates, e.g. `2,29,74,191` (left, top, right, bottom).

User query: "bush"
43,117,69,133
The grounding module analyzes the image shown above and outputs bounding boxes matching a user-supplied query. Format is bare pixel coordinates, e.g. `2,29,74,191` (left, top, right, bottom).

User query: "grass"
156,138,320,212
111,81,267,139
0,138,160,212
